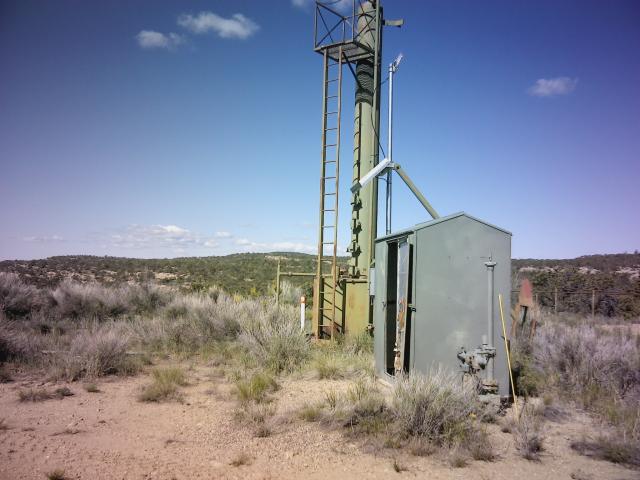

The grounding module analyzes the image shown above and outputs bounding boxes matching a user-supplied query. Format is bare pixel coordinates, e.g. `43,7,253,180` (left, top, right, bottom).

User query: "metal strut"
315,46,344,340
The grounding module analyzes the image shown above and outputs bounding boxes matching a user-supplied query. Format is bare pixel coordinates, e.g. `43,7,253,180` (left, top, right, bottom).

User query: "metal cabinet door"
395,239,410,374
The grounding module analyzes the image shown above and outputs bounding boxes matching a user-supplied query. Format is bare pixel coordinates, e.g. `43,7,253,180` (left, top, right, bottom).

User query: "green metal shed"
373,212,512,397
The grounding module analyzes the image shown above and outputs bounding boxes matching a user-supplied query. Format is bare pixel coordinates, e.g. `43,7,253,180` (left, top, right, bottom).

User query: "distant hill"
0,253,336,298
513,253,640,318
1,252,638,317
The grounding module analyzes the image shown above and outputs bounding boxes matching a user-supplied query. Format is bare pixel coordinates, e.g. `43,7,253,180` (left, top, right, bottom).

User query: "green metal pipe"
392,164,440,220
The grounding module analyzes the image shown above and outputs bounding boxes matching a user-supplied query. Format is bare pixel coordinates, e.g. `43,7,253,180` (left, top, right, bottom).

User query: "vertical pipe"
300,295,306,331
554,286,558,314
485,261,497,381
386,60,393,235
350,1,381,277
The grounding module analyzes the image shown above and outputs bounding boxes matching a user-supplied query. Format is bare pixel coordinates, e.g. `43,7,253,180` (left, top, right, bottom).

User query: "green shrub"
234,371,278,404
138,367,188,402
299,402,324,422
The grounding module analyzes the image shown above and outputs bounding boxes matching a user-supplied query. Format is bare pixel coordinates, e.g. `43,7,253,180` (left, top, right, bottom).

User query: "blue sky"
1,0,638,260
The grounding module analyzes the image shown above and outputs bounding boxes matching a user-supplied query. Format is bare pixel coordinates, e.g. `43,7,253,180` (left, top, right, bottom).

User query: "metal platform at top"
314,0,376,63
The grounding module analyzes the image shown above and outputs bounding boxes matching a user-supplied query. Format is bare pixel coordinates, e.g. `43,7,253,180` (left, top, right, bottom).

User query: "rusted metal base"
312,276,370,338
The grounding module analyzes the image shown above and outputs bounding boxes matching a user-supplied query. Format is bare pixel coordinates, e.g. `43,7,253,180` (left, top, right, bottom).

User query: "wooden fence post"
591,289,596,317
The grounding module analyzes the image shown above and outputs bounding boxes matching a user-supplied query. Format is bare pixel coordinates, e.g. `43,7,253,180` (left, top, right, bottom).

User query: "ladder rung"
326,111,338,115
324,144,337,147
322,241,334,244
326,95,338,99
323,176,336,180
324,160,336,164
324,192,336,196
326,79,338,83
323,225,335,228
325,127,338,131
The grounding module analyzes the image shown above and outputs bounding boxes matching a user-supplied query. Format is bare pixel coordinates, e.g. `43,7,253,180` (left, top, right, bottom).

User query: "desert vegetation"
510,311,640,466
2,252,639,316
1,269,639,476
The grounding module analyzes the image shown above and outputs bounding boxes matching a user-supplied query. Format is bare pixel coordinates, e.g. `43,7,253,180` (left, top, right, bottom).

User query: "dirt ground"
0,363,637,480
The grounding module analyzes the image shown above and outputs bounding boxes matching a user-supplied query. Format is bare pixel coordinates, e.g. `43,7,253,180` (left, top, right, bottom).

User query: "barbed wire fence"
511,287,638,318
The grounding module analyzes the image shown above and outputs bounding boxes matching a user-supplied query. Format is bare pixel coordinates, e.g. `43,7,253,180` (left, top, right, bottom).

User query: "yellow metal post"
499,294,518,418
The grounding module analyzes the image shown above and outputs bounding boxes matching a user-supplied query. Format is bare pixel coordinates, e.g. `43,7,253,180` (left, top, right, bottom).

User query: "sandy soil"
0,364,637,480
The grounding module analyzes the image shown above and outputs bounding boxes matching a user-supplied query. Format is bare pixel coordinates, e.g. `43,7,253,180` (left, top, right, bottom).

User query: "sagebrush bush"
160,293,241,351
535,323,640,399
239,304,309,374
52,280,128,319
51,280,172,321
391,369,479,446
64,323,138,379
0,273,45,318
533,321,640,443
0,314,47,363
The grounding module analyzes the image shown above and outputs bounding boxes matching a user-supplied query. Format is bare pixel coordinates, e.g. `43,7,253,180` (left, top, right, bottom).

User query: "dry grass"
391,369,479,446
467,427,496,461
54,387,74,397
448,447,468,468
18,386,74,402
46,469,67,480
407,437,436,457
392,458,408,472
138,367,188,402
312,354,344,380
18,388,53,402
571,435,640,467
83,382,99,393
0,273,45,318
229,451,252,467
298,402,324,422
0,366,13,383
52,428,81,436
233,371,278,404
238,305,309,374
512,405,545,461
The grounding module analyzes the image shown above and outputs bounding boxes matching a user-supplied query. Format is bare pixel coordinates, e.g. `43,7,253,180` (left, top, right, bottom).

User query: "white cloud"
528,77,578,97
178,12,259,39
214,231,232,238
292,0,351,11
109,225,218,251
136,30,185,50
233,237,316,254
23,235,64,243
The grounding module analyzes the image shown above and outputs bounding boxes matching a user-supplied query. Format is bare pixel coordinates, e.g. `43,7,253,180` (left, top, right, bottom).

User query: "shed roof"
375,211,512,243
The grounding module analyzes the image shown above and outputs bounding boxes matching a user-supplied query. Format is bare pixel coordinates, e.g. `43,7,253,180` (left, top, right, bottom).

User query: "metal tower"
312,1,385,338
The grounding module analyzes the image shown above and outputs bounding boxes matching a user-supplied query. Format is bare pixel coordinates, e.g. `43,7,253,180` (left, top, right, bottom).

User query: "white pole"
300,295,306,332
386,54,402,236
386,61,393,235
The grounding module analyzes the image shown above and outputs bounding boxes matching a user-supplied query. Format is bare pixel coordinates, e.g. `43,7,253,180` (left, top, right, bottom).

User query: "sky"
1,0,639,261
